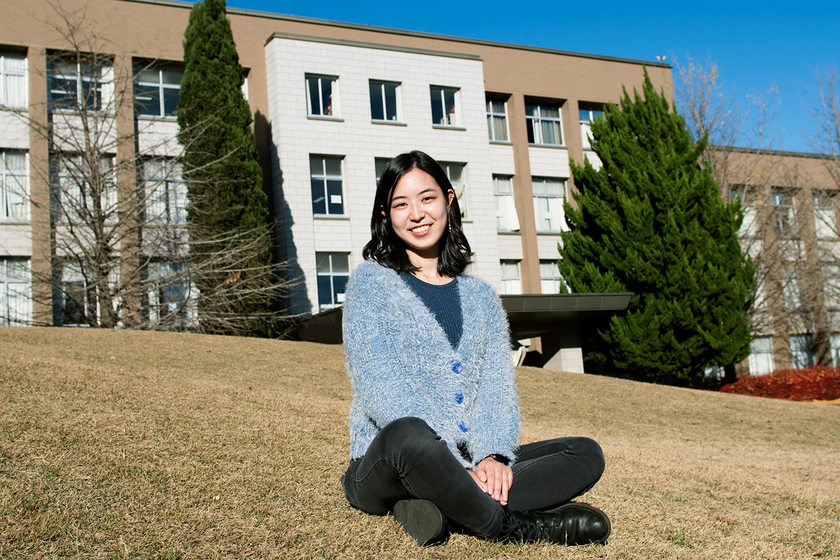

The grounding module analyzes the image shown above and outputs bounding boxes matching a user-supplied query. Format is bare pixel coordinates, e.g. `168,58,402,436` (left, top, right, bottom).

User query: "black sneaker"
392,499,447,546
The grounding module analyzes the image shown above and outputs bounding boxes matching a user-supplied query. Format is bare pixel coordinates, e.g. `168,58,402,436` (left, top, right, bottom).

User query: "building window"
790,335,815,369
53,154,117,224
1,150,27,221
47,55,112,111
305,74,337,117
579,104,604,150
748,337,774,375
772,190,796,237
143,159,187,224
310,155,343,216
144,261,191,328
134,63,183,117
0,51,26,108
316,252,349,309
440,162,467,219
369,80,400,122
532,177,566,233
540,260,564,294
374,157,390,185
822,264,840,309
500,260,521,295
831,334,840,367
486,94,509,142
731,188,757,238
57,262,117,327
813,192,836,239
0,257,31,326
493,174,518,232
781,265,804,311
526,101,563,146
430,85,460,126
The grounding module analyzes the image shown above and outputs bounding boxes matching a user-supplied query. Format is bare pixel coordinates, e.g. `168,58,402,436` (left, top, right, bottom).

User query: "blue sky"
226,0,839,153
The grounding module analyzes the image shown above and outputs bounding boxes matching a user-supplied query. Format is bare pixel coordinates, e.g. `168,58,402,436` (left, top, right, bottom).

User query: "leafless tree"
6,3,292,333
674,55,838,371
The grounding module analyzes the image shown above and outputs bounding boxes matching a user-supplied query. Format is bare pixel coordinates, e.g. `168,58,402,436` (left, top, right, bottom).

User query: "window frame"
310,154,345,217
143,260,193,328
772,189,797,237
369,79,402,123
748,336,775,375
0,257,31,326
539,259,564,294
1,150,28,221
47,54,113,113
315,252,349,310
813,192,837,239
790,334,815,369
439,161,467,219
430,85,461,127
133,62,183,118
486,94,510,142
532,176,567,233
499,259,522,295
305,73,338,118
525,100,564,146
52,153,117,224
0,50,27,109
493,174,519,232
142,158,187,225
579,104,604,150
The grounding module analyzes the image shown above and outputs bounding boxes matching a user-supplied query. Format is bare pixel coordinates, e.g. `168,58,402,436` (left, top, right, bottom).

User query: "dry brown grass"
1,327,838,559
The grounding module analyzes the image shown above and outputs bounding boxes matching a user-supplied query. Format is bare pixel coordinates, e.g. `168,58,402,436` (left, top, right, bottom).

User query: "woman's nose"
409,202,424,220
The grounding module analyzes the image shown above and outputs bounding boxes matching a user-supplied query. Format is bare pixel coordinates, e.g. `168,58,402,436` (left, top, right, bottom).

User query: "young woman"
340,151,610,546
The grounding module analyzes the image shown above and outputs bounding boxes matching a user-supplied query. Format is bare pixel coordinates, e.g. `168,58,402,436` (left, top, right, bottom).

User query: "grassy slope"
1,327,838,559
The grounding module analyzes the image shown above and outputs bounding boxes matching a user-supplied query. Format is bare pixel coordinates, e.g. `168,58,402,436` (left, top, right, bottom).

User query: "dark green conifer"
177,0,274,336
559,71,754,386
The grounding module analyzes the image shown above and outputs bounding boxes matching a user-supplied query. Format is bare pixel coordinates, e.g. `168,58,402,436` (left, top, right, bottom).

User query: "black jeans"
341,417,605,539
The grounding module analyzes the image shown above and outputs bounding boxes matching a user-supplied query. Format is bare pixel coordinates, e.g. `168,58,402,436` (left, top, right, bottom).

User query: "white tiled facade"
265,35,503,314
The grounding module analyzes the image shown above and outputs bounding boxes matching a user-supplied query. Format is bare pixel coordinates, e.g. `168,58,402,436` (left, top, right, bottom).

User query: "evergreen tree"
559,71,754,386
177,0,275,336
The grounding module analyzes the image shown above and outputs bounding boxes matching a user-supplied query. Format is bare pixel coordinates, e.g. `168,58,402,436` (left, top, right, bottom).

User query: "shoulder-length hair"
363,150,472,276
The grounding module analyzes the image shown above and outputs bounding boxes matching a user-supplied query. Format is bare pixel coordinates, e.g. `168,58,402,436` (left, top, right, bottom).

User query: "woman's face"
386,168,454,260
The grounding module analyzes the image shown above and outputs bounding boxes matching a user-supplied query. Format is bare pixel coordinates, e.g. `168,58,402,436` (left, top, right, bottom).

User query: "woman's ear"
380,205,386,217
447,189,455,208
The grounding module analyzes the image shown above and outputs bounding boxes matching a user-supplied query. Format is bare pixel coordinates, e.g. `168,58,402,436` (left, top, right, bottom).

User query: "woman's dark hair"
363,150,472,276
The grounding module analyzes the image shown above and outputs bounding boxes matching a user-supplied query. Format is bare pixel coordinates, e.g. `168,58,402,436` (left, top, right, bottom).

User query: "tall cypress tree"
559,71,754,386
177,0,274,336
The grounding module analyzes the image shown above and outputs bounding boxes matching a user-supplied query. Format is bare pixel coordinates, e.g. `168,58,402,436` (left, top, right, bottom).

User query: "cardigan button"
454,391,464,404
451,361,463,374
458,421,469,433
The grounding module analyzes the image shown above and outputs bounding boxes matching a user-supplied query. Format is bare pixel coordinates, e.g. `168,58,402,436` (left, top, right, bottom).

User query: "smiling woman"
340,151,611,547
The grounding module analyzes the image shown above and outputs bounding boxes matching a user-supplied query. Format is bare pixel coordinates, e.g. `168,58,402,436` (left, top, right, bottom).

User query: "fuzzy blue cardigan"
343,260,520,468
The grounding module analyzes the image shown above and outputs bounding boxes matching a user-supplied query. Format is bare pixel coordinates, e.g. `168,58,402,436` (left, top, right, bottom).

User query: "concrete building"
1,0,836,374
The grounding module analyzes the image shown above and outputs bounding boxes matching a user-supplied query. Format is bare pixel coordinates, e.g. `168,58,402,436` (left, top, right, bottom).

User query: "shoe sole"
392,499,446,546
539,502,611,546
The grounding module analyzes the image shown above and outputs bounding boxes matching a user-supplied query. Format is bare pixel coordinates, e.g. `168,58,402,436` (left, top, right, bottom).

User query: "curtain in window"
493,176,518,231
748,337,774,375
499,261,521,295
0,259,31,326
2,54,26,107
2,151,27,220
790,335,814,369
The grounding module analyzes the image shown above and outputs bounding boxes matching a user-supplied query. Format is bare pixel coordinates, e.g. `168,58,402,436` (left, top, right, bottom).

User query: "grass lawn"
1,327,838,559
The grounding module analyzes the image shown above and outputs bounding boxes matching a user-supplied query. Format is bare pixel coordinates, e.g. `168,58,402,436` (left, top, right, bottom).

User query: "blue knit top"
343,261,520,468
399,273,463,349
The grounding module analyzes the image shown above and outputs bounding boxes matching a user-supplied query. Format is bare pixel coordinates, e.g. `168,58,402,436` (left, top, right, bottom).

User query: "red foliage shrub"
719,366,840,401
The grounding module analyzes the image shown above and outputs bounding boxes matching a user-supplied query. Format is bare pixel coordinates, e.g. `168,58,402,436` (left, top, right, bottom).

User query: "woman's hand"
472,456,513,505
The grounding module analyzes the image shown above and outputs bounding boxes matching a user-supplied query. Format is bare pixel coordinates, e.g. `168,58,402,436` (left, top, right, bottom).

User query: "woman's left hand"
474,456,513,506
